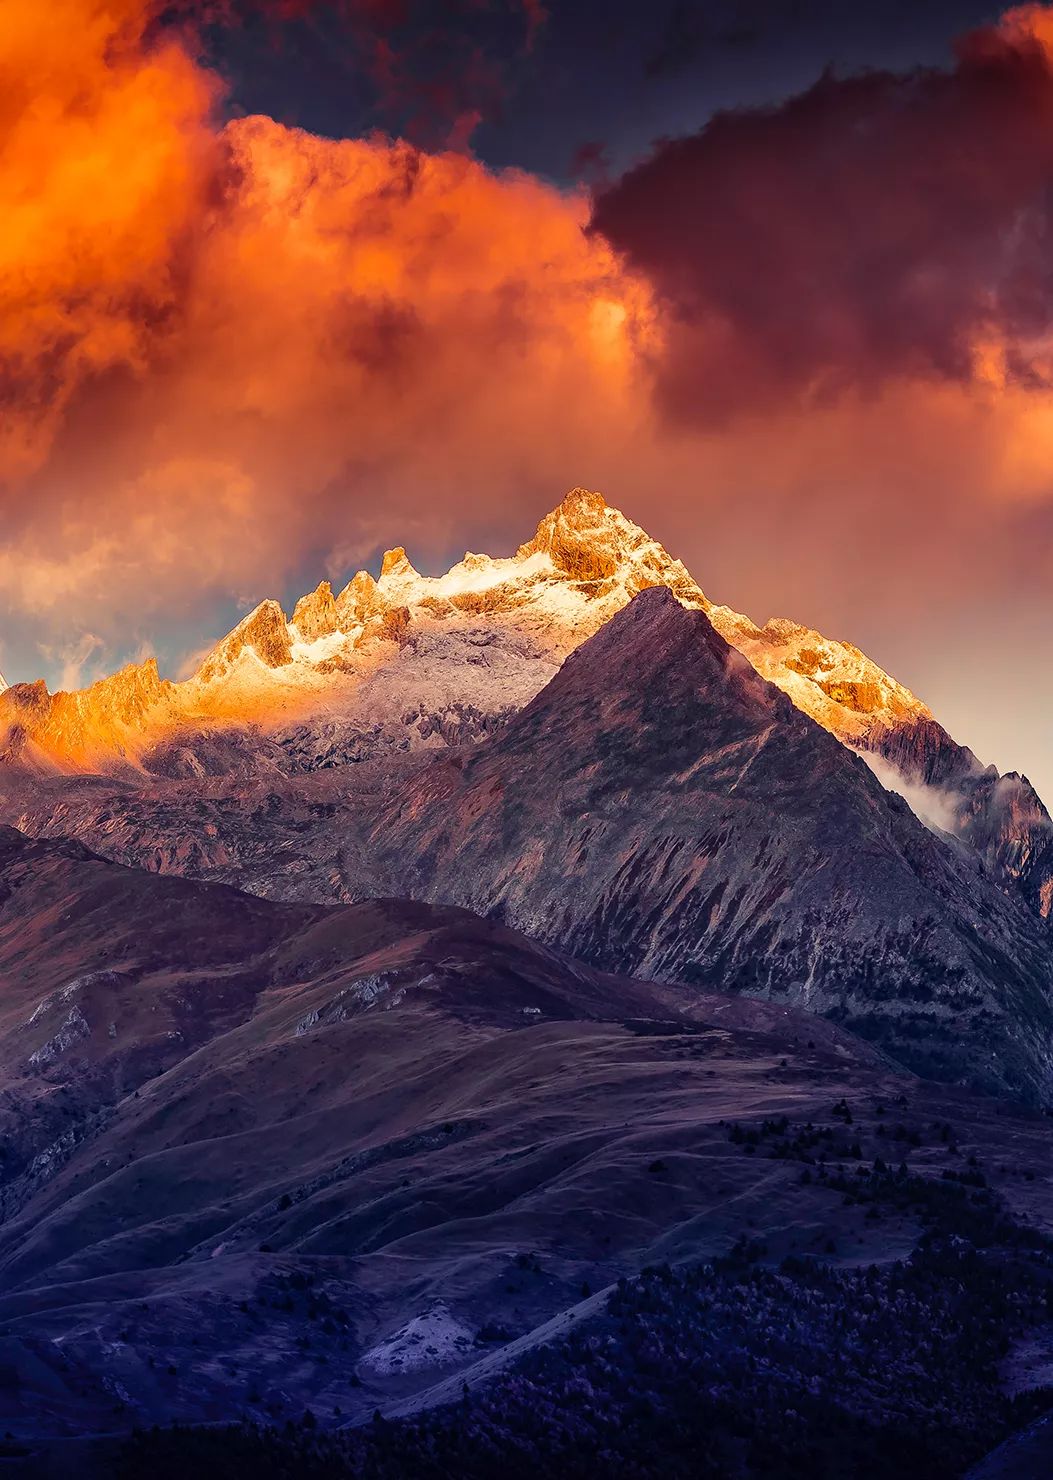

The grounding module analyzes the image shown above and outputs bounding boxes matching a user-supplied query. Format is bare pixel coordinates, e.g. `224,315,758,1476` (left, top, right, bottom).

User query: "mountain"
1,824,1051,1460
2,490,1049,919
1,491,1052,1097
4,599,1050,1097
0,822,903,1442
343,589,1053,1102
3,597,1053,1461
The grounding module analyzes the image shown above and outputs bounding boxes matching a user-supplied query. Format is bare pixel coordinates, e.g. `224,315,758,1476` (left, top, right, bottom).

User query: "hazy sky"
3,0,1053,797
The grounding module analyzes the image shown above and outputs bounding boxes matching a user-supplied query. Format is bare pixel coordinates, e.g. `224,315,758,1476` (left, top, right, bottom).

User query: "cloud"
36,631,105,692
0,0,655,633
0,0,221,477
859,750,964,838
589,3,1053,424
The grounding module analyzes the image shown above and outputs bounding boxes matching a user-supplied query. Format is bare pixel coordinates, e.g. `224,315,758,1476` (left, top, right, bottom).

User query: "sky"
3,0,1053,797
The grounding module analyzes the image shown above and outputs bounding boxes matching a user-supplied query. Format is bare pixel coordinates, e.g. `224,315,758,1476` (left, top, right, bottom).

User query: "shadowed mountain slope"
0,820,948,1446
347,589,1053,1102
0,823,1050,1461
0,824,686,1208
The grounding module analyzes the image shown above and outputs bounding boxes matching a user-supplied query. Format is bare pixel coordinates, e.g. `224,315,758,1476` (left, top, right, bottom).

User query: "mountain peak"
335,570,381,625
559,486,611,518
536,586,772,726
517,488,709,606
2,677,52,717
197,599,293,683
517,487,624,574
573,583,705,671
292,580,338,641
380,546,418,579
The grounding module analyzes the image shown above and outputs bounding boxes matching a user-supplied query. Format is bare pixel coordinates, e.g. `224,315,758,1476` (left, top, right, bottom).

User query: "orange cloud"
0,0,658,627
0,0,220,474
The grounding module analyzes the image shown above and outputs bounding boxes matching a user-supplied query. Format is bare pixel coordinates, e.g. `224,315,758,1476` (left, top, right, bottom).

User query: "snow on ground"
358,1303,476,1377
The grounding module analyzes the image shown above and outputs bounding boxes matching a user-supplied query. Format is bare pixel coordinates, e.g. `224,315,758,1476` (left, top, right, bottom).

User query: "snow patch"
294,972,401,1035
28,1004,91,1068
358,1302,475,1377
289,628,358,664
429,549,551,598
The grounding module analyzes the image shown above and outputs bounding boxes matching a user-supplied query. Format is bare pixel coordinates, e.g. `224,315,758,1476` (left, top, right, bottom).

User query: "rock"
292,581,338,641
334,570,382,626
380,546,418,579
197,600,293,681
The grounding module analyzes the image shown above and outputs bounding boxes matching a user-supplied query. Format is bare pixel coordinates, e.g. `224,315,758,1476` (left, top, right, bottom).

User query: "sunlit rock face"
0,661,173,771
291,581,339,642
198,601,294,683
0,487,1050,915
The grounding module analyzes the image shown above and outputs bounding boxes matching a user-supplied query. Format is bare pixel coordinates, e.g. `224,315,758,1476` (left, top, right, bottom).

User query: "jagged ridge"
1,487,1050,917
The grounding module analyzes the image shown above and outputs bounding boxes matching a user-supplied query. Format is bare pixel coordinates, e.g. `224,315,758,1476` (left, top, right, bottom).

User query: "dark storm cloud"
590,7,1053,422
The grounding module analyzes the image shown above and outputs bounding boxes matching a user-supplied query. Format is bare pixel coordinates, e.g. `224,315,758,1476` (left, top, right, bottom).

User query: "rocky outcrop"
858,715,1053,918
517,487,706,601
380,546,418,579
1,678,53,731
378,605,411,646
518,488,622,580
335,569,383,626
197,600,294,682
0,662,171,768
291,581,339,641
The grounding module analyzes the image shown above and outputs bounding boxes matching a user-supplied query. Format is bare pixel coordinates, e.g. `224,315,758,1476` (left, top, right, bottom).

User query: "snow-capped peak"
0,487,930,769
